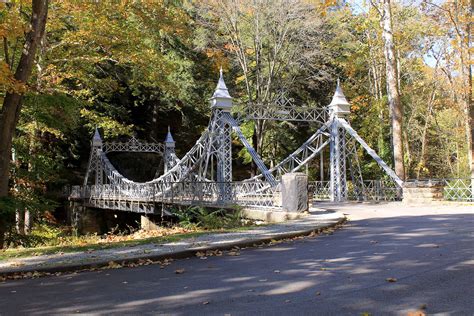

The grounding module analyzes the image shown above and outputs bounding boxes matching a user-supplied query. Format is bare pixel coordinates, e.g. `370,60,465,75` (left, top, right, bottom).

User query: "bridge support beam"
70,202,105,235
140,215,160,231
328,80,351,202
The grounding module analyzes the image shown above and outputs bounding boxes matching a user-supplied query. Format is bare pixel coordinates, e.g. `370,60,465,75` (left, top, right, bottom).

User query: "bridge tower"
209,68,233,201
328,80,350,202
83,128,104,186
163,126,176,173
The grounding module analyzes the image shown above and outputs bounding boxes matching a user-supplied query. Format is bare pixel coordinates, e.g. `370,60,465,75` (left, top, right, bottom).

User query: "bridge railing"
69,180,282,209
441,178,474,202
308,179,402,202
308,178,474,202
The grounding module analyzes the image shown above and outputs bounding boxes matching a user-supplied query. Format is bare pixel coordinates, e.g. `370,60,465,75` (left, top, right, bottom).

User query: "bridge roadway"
1,202,473,315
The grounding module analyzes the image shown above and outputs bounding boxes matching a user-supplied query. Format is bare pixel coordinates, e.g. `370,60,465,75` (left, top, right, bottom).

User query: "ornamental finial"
165,126,175,144
329,79,350,116
210,67,233,110
92,127,103,146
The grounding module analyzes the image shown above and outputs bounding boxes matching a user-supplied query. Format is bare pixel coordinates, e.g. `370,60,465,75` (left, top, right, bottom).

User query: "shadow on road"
1,212,473,315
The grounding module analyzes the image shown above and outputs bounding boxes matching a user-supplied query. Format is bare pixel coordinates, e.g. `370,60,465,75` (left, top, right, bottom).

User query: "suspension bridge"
68,70,403,217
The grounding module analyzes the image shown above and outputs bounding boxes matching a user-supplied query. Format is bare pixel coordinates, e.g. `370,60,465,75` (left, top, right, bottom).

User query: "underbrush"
174,206,249,230
1,206,251,259
5,222,198,250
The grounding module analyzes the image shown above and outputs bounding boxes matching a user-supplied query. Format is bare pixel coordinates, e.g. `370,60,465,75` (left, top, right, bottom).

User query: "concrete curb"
0,214,346,278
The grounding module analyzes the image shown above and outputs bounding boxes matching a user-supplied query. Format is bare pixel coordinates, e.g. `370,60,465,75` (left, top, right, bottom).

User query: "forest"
0,0,472,249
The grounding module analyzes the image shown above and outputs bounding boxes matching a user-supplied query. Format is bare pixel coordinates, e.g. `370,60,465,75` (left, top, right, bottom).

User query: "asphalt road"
1,203,473,315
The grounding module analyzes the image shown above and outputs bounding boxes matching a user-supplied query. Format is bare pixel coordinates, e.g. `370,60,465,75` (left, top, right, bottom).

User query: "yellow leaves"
350,95,369,112
227,247,241,256
0,3,29,39
0,62,27,94
205,48,229,73
195,249,223,259
22,122,64,140
235,75,246,84
107,261,123,269
223,43,237,52
80,108,134,138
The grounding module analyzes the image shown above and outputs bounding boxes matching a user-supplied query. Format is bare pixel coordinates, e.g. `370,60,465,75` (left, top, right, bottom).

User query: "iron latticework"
72,74,408,214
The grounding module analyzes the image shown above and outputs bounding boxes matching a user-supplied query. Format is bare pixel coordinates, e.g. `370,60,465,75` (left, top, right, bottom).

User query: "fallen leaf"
202,301,210,305
386,277,397,282
108,261,122,269
175,269,185,274
315,291,321,296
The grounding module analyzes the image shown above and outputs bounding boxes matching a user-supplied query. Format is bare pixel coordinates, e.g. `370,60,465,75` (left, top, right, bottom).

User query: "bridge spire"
164,126,176,173
92,127,103,147
329,79,350,117
210,67,233,111
164,126,175,146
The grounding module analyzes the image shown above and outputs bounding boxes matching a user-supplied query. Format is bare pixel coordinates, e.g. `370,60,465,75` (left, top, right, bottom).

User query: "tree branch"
3,37,10,68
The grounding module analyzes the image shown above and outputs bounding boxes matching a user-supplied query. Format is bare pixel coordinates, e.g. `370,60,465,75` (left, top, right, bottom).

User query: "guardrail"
69,181,281,210
308,178,474,202
308,179,402,201
440,178,473,202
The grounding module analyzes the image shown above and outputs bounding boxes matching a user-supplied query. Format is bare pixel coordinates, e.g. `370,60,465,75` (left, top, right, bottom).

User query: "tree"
375,0,405,180
194,0,335,173
0,0,49,248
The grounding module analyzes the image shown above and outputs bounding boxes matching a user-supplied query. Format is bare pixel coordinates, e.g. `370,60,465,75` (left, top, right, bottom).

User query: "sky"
346,0,444,68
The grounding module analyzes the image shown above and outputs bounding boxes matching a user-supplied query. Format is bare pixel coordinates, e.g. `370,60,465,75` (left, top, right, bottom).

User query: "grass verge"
0,227,256,262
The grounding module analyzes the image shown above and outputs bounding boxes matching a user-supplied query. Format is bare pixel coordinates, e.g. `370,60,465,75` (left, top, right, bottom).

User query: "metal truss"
244,92,329,124
224,112,276,185
248,123,330,182
329,118,347,202
103,136,164,154
245,103,329,123
338,118,403,187
73,76,412,214
345,129,365,201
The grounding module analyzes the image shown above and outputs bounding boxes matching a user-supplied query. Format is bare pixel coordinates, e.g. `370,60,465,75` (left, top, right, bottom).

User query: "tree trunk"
24,210,32,235
466,10,473,193
417,92,436,179
380,0,405,180
0,0,48,249
15,210,25,235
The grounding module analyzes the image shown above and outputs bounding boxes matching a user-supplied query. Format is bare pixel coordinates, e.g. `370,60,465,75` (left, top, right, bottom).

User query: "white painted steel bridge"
69,70,405,214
